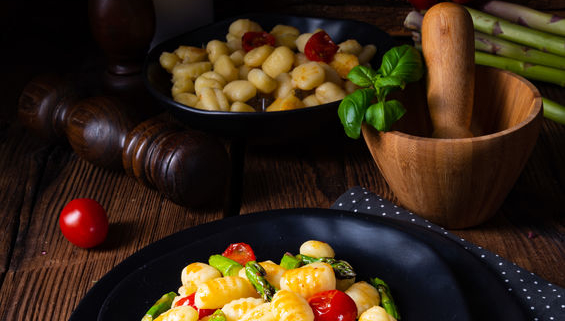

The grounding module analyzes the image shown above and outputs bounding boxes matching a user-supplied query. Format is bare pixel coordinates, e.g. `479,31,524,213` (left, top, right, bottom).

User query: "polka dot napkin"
331,186,565,321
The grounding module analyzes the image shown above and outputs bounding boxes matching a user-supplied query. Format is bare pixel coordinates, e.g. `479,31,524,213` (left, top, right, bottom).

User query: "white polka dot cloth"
332,186,565,321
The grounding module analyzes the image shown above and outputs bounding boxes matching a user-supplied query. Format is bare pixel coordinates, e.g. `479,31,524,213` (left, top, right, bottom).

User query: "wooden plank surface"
1,0,564,320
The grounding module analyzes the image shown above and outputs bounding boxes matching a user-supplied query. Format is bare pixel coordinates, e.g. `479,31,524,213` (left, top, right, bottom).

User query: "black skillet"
143,14,395,141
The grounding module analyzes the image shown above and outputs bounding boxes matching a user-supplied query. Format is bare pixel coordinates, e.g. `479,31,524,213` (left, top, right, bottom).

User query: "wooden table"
1,0,564,319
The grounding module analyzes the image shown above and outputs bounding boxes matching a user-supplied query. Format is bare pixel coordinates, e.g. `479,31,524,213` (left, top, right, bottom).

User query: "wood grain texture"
422,2,475,138
1,1,564,320
0,143,224,320
363,67,543,228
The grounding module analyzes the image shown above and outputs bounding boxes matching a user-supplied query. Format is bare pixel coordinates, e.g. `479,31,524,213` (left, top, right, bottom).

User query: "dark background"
2,0,563,122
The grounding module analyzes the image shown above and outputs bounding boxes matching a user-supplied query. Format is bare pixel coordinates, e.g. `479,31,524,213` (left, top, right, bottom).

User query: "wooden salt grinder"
422,2,475,138
18,75,230,208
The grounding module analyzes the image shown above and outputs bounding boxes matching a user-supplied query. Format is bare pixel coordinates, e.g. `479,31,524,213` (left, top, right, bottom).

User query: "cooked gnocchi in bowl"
142,240,399,321
159,18,378,113
143,14,394,138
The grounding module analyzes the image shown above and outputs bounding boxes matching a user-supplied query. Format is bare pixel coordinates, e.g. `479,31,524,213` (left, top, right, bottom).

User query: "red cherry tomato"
308,290,357,321
242,31,276,52
175,292,215,318
407,0,438,10
59,198,109,248
304,31,339,63
221,242,256,265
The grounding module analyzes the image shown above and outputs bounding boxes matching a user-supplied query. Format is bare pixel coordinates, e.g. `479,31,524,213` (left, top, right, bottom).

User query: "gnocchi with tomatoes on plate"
141,240,399,321
159,19,378,112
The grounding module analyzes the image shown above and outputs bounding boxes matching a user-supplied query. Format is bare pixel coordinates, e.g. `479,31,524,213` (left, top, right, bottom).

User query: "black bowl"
143,13,395,140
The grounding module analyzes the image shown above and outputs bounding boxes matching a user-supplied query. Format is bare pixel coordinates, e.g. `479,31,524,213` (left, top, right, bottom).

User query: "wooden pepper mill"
88,0,156,75
18,74,230,208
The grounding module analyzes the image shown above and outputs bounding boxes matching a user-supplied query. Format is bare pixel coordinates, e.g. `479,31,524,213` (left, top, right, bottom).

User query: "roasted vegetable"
297,254,356,280
370,277,400,320
141,292,176,321
209,254,243,276
245,261,277,301
280,253,302,270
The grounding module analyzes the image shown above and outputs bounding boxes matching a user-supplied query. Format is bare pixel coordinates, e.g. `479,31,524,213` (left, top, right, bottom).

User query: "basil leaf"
378,44,424,84
347,65,379,87
374,75,405,90
365,99,406,132
338,88,376,139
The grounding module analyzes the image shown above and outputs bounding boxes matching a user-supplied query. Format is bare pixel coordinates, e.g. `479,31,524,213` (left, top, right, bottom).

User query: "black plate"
98,211,469,321
70,209,526,321
143,14,395,140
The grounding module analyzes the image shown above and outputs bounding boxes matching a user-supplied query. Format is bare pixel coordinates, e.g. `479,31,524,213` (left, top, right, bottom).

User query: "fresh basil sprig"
338,44,424,138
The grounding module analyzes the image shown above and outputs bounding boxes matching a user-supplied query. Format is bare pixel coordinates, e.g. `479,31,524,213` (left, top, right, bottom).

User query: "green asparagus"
141,292,176,321
208,309,227,321
297,254,356,280
481,1,565,37
474,31,565,70
475,51,565,86
280,253,302,270
404,10,565,70
209,254,243,276
542,97,565,125
466,6,565,57
245,261,277,301
370,277,400,320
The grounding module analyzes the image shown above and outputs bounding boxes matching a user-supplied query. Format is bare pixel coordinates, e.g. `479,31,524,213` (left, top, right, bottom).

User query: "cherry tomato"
59,198,109,248
175,292,215,318
308,290,357,321
221,242,256,265
406,0,438,10
304,31,339,63
242,31,276,52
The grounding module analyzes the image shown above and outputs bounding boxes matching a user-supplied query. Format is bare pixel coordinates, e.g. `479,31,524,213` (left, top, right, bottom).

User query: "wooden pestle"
422,2,475,138
18,75,229,207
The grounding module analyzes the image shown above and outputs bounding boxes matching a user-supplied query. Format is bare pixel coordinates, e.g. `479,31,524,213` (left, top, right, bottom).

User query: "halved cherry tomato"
308,290,357,321
59,198,109,248
304,31,339,63
221,242,256,265
175,292,215,318
242,31,276,52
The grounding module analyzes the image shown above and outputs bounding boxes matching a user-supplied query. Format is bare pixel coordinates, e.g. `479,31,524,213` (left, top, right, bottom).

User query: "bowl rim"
363,66,543,143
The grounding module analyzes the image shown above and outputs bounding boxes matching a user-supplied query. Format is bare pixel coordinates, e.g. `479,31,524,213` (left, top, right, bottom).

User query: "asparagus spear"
370,277,400,320
466,6,565,57
297,254,356,280
208,309,227,321
474,31,565,70
542,97,565,125
475,51,565,87
209,254,243,276
481,1,565,37
245,261,277,301
403,10,423,31
405,10,565,70
280,252,302,270
141,292,177,321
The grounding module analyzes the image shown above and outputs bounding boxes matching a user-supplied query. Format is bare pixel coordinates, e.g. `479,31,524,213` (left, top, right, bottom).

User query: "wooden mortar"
362,3,543,228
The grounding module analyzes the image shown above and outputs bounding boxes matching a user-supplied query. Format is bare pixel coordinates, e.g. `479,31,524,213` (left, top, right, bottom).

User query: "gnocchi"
159,18,378,112
345,281,381,315
143,241,399,321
